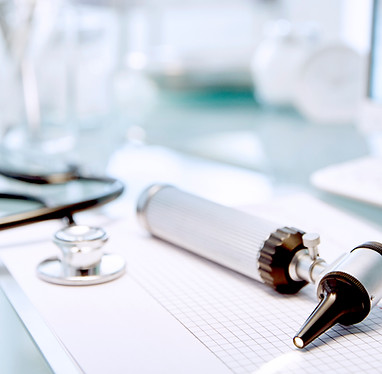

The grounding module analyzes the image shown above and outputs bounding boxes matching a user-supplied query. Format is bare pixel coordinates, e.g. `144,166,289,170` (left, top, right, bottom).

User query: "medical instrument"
137,184,382,348
37,224,126,286
0,166,126,285
0,166,124,230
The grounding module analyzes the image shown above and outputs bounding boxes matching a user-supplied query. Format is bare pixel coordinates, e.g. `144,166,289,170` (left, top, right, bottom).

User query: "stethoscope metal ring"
36,225,126,286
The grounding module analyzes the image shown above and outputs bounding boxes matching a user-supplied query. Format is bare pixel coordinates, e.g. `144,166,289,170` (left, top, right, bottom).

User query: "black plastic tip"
293,292,342,348
293,271,370,349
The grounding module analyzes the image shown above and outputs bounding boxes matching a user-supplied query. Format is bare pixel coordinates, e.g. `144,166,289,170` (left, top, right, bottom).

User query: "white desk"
1,81,381,372
0,145,274,374
2,145,382,373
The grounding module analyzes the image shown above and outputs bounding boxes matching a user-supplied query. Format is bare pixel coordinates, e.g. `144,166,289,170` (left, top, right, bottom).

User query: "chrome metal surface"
36,254,126,286
54,225,108,269
136,184,171,232
137,184,280,282
322,247,382,308
37,225,125,286
289,249,327,284
302,232,320,260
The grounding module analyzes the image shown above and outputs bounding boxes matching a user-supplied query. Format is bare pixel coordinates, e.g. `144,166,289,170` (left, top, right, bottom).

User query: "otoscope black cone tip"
294,272,370,349
293,292,340,349
293,336,305,349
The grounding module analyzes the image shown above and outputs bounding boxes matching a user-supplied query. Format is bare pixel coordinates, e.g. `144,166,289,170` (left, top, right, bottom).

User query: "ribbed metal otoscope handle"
137,184,280,282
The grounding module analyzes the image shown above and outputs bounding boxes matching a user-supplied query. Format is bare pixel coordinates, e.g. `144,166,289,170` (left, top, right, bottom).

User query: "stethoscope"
0,166,126,286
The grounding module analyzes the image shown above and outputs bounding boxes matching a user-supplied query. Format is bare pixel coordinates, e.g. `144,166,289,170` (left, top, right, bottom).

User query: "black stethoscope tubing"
0,168,125,230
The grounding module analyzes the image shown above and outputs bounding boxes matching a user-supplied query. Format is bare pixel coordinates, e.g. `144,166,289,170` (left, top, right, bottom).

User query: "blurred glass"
0,0,122,174
0,175,117,220
128,0,278,91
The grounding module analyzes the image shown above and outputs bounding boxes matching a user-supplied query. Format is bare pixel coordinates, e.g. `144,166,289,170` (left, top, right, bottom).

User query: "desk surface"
1,92,381,373
2,145,382,373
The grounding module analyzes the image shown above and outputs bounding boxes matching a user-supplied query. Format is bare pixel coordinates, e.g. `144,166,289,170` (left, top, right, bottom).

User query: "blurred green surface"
0,288,52,374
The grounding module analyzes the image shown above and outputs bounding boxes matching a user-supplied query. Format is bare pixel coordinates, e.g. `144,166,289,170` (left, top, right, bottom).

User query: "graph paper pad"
124,193,382,374
2,193,382,373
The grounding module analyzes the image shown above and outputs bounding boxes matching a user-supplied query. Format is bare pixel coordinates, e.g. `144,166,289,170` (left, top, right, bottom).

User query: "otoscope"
137,184,382,349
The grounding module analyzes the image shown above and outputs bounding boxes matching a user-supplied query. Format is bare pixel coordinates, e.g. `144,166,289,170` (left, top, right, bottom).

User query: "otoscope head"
294,242,382,349
293,271,370,348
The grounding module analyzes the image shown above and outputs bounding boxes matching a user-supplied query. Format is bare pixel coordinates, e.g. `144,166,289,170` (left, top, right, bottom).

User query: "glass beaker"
0,0,121,174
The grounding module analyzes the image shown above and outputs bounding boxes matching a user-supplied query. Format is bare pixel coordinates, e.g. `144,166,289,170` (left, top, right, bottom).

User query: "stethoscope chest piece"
37,225,126,286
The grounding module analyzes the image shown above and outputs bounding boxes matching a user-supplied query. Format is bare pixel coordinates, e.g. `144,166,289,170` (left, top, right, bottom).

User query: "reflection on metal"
37,225,126,286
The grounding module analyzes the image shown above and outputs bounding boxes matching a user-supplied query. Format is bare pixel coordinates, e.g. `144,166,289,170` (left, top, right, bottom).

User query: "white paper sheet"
1,193,382,373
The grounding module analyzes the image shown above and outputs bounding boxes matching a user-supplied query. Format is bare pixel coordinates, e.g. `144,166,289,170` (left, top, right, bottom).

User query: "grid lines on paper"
128,237,382,374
